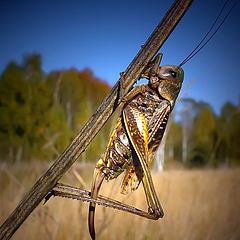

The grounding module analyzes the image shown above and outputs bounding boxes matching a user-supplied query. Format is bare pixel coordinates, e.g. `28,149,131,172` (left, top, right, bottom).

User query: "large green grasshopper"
48,53,184,240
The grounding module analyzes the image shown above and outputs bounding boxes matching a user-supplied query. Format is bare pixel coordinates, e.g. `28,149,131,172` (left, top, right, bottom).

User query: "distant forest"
0,54,239,168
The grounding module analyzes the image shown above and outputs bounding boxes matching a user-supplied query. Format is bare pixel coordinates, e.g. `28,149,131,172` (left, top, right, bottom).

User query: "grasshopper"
47,53,184,239
44,1,238,237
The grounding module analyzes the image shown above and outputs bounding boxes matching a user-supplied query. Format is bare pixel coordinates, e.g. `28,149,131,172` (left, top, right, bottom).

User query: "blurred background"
0,0,240,239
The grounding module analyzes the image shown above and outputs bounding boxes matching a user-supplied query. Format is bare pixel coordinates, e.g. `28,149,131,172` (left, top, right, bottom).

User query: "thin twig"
0,1,193,239
72,169,87,188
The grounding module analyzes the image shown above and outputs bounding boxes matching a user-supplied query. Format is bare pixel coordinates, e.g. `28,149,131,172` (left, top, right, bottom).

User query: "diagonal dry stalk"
0,0,193,239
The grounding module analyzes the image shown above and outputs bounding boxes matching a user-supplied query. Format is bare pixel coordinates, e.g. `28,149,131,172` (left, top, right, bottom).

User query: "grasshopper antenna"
179,0,237,66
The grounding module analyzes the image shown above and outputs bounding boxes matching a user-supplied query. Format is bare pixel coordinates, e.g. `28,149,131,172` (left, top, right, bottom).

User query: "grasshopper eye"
170,71,177,78
162,70,177,79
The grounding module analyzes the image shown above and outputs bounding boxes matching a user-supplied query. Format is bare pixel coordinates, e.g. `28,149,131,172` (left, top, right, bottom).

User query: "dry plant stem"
0,0,193,239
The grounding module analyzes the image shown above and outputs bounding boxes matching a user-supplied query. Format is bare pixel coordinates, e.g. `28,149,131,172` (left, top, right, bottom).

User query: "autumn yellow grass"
0,162,240,240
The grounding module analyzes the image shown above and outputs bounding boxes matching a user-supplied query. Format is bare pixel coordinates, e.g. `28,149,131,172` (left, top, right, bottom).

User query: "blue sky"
1,0,240,114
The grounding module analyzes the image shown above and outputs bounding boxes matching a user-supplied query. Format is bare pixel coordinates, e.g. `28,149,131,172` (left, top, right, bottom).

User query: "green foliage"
193,105,216,146
165,117,183,162
217,102,240,166
166,99,240,168
190,105,216,166
0,54,110,162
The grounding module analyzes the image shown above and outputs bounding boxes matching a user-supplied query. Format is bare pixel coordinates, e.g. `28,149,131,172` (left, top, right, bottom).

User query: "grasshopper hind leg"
88,167,105,240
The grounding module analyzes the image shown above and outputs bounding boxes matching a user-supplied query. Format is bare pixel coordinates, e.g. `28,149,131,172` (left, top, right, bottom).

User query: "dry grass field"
0,162,240,240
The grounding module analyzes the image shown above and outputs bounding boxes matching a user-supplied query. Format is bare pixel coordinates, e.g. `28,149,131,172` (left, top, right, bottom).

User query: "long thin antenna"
179,0,237,66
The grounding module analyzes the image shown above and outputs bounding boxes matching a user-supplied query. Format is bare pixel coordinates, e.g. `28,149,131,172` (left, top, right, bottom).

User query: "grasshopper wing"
123,104,164,217
121,166,141,195
122,104,149,181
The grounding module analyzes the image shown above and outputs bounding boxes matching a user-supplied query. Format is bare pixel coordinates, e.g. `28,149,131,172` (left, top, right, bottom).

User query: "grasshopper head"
157,65,184,109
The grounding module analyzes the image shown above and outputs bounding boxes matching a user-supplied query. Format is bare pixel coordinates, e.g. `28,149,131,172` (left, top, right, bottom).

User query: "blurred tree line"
0,54,111,163
164,98,240,168
0,54,239,168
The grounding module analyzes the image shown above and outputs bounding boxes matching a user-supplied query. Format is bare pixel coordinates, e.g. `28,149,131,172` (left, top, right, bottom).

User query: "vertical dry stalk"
0,0,193,239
